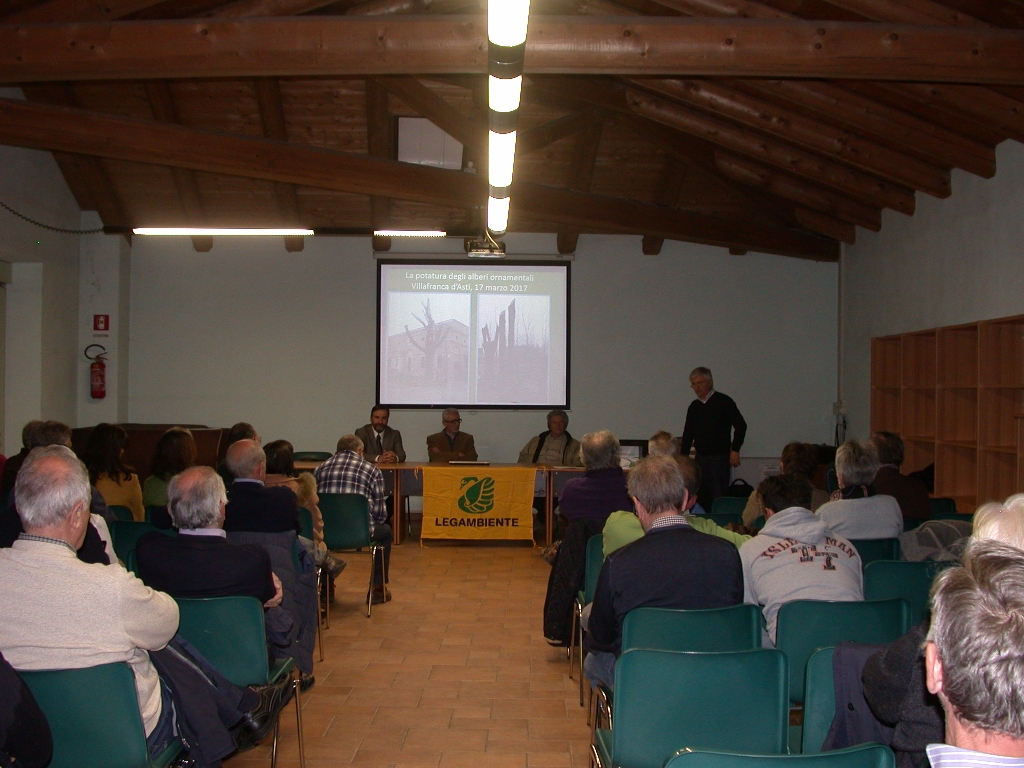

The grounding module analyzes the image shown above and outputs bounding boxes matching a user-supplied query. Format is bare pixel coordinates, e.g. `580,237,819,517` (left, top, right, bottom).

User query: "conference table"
296,459,583,545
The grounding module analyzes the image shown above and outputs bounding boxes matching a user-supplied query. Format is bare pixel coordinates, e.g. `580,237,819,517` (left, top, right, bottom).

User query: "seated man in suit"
355,405,406,465
870,431,930,523
136,465,282,606
584,455,744,690
426,408,477,463
224,439,300,534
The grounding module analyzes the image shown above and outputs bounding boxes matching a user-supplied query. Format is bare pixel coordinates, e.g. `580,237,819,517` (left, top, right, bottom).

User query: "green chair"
126,548,138,574
849,538,901,566
665,744,895,768
299,506,315,540
569,534,604,707
826,467,839,493
293,451,332,462
175,596,305,768
109,520,175,565
753,515,766,530
775,598,910,704
928,497,958,518
320,492,384,619
801,646,836,753
706,512,743,527
863,560,957,625
594,604,763,733
21,662,183,768
108,504,134,522
711,497,748,516
591,648,789,768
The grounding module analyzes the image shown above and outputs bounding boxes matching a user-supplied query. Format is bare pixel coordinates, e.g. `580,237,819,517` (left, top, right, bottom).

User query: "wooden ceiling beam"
365,76,394,252
793,207,855,244
1,0,162,23
713,151,882,231
254,78,305,248
632,77,950,198
518,108,606,156
144,81,207,229
642,159,688,255
4,16,1024,84
346,0,479,14
819,0,982,25
556,121,603,254
202,0,342,16
0,96,837,259
884,82,1024,144
731,79,996,178
373,75,485,154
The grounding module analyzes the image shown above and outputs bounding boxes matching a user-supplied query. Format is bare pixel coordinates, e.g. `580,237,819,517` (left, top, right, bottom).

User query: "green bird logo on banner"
458,477,495,514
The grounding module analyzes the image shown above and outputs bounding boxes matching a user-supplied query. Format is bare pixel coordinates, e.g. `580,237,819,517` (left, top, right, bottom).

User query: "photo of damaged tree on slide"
385,295,471,404
477,295,551,404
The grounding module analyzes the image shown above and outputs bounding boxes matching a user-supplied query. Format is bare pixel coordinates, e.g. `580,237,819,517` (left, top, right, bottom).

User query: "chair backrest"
801,647,836,754
611,648,789,768
665,744,895,768
863,560,956,625
705,512,743,527
108,504,134,522
299,506,315,540
21,662,156,768
826,466,839,493
622,604,762,653
583,534,604,604
319,493,372,550
849,538,901,566
711,497,747,516
126,548,138,574
294,451,332,462
175,596,269,687
775,599,910,704
109,520,165,563
928,497,957,518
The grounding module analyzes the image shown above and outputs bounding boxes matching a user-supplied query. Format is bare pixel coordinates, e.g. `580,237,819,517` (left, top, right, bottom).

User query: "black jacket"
224,481,300,534
136,531,276,604
587,522,743,655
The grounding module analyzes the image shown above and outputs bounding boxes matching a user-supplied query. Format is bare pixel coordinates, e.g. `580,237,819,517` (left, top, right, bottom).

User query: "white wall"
4,264,42,455
841,140,1024,439
128,233,838,462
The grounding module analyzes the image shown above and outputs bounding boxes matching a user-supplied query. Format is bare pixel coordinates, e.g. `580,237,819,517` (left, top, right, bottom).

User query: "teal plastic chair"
711,497,748,516
706,512,743,527
175,596,305,767
863,560,957,624
320,492,384,618
108,504,134,522
775,599,910,704
928,497,958,518
801,646,836,754
593,604,763,733
591,648,789,768
849,538,901,566
298,507,315,540
109,520,175,564
21,662,183,768
126,548,138,574
665,744,895,768
569,534,604,706
293,451,332,462
826,467,839,493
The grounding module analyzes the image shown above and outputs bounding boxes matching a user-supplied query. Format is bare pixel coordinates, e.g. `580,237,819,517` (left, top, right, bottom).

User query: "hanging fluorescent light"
487,196,510,234
488,0,531,46
372,230,447,237
488,75,522,113
133,227,313,236
488,131,518,188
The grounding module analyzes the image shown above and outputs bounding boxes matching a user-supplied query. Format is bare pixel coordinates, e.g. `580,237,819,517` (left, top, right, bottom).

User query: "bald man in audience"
224,440,301,534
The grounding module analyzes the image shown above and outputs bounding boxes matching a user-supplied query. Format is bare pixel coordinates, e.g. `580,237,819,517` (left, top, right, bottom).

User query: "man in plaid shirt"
314,435,392,603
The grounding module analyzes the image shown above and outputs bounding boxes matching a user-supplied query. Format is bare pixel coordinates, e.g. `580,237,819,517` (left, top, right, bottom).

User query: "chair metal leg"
366,545,377,618
293,671,306,768
270,719,279,768
315,565,324,663
578,630,586,706
590,741,603,768
568,601,579,680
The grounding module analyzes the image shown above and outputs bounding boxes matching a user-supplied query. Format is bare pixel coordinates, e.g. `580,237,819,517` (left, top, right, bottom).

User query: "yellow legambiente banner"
421,466,537,541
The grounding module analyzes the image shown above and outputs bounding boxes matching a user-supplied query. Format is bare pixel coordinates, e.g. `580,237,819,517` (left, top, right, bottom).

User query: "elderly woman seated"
815,439,903,539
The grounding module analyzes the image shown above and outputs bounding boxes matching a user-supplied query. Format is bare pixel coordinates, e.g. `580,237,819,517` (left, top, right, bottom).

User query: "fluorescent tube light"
132,228,313,236
488,130,518,188
487,196,510,233
372,230,448,237
488,0,531,46
488,75,522,113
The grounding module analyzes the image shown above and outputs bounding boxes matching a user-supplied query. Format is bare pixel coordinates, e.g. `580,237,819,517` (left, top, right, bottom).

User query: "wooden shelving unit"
871,314,1024,513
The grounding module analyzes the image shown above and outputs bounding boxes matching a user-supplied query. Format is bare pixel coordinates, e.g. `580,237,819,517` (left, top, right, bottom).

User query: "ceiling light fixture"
372,230,448,237
133,227,314,236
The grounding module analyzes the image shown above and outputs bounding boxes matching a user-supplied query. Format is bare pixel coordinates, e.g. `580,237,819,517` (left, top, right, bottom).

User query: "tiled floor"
225,539,591,768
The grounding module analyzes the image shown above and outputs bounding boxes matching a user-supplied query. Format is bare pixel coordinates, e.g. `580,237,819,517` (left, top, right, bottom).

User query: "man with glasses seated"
426,408,478,463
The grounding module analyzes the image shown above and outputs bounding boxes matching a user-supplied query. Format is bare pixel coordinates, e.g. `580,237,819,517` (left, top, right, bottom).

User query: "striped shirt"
313,451,386,534
926,744,1024,768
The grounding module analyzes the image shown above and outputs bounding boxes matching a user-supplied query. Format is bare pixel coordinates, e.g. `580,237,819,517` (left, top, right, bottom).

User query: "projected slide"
378,262,569,408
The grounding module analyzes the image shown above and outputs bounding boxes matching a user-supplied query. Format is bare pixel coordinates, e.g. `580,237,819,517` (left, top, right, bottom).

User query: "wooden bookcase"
871,314,1024,513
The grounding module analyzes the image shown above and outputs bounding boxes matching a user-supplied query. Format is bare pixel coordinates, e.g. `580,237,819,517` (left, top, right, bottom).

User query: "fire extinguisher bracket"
84,344,106,361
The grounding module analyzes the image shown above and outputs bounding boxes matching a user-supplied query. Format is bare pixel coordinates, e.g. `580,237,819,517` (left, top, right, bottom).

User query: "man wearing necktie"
355,405,406,465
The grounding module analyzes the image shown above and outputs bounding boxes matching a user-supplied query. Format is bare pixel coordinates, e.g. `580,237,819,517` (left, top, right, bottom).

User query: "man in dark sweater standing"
680,366,747,512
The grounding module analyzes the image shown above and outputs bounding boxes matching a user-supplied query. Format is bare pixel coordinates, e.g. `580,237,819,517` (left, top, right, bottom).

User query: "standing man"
426,408,478,463
680,366,747,513
355,405,406,465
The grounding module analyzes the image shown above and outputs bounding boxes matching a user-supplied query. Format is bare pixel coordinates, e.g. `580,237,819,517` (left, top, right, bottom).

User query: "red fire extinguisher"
85,345,107,400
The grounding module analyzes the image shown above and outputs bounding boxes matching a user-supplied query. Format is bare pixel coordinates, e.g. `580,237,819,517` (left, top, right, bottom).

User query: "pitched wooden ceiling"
0,0,1022,258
